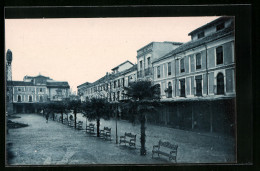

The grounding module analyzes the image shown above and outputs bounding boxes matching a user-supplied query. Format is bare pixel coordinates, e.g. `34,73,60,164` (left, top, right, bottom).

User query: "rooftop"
188,17,232,36
111,60,134,71
46,81,70,88
137,41,183,52
153,25,234,63
77,82,92,88
7,81,34,86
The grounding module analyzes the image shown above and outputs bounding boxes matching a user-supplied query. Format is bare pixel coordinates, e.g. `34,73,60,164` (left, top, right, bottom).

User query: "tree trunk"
140,113,146,156
74,111,77,129
61,112,63,124
97,118,100,137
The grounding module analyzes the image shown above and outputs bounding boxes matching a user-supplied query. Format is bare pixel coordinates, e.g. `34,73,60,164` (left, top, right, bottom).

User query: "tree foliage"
82,98,112,137
122,80,161,156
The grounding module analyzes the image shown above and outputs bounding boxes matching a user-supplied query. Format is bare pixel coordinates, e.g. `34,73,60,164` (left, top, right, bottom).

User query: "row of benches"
56,117,178,162
86,123,112,141
119,132,178,162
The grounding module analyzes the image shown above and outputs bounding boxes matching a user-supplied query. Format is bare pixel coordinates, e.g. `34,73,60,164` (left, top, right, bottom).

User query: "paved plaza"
6,113,235,165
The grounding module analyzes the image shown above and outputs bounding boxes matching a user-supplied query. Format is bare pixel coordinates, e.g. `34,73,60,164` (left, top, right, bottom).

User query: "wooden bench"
76,121,83,130
63,119,68,125
152,140,178,162
99,127,111,140
119,132,136,148
68,120,74,127
86,123,95,134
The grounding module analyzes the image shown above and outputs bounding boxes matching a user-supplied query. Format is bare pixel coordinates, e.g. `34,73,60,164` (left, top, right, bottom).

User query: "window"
114,81,116,88
198,31,205,39
168,62,172,76
29,95,32,102
195,75,202,96
180,58,185,73
118,80,120,87
40,88,42,92
147,57,151,66
140,60,143,69
216,23,225,31
117,91,120,101
18,95,21,102
217,73,225,95
196,53,202,69
157,66,160,78
216,46,223,65
122,78,125,87
40,96,43,102
18,88,21,91
113,92,115,101
179,79,186,97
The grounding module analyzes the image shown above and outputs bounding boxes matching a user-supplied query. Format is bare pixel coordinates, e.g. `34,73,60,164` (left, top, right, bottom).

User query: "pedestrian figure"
46,113,49,123
69,115,73,121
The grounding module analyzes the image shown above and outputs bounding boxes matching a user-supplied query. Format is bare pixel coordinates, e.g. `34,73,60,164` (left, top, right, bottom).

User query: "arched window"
29,95,32,102
18,95,21,102
217,73,225,95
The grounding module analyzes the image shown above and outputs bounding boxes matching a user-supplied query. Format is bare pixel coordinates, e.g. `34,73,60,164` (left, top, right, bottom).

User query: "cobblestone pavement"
6,113,235,165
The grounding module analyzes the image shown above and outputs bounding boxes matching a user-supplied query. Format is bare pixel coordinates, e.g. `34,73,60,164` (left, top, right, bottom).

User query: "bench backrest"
125,132,136,139
88,123,95,127
159,140,178,150
104,127,111,132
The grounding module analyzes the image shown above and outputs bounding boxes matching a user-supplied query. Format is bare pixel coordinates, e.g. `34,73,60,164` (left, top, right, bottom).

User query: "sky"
5,17,219,93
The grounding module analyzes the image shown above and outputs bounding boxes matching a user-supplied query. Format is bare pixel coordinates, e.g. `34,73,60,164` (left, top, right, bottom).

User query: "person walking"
46,113,49,123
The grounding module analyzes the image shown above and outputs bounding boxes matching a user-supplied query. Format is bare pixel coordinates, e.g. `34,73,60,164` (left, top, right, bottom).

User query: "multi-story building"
79,61,137,102
153,17,235,100
77,17,236,134
136,41,182,80
6,72,70,113
77,81,91,101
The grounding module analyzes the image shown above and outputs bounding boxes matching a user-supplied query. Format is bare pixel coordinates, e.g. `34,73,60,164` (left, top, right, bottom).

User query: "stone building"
77,17,236,135
152,16,235,100
7,75,70,113
78,61,137,102
136,41,182,81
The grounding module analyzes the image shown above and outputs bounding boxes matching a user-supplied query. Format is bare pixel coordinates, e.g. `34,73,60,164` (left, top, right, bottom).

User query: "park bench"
152,140,178,162
68,120,74,127
99,127,112,140
86,123,95,134
119,132,136,148
63,118,68,125
76,121,83,130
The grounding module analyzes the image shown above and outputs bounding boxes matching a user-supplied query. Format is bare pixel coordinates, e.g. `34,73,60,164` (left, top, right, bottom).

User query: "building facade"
152,17,235,100
136,42,182,80
77,17,236,134
7,74,70,113
78,61,137,102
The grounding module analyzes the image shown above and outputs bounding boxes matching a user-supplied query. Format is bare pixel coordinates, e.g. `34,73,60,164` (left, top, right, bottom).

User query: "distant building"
78,61,137,102
136,41,182,80
7,74,70,113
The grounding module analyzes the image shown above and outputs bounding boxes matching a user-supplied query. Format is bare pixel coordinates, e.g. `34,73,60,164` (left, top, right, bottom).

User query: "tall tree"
68,100,82,129
123,80,160,156
83,98,112,137
55,100,69,124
